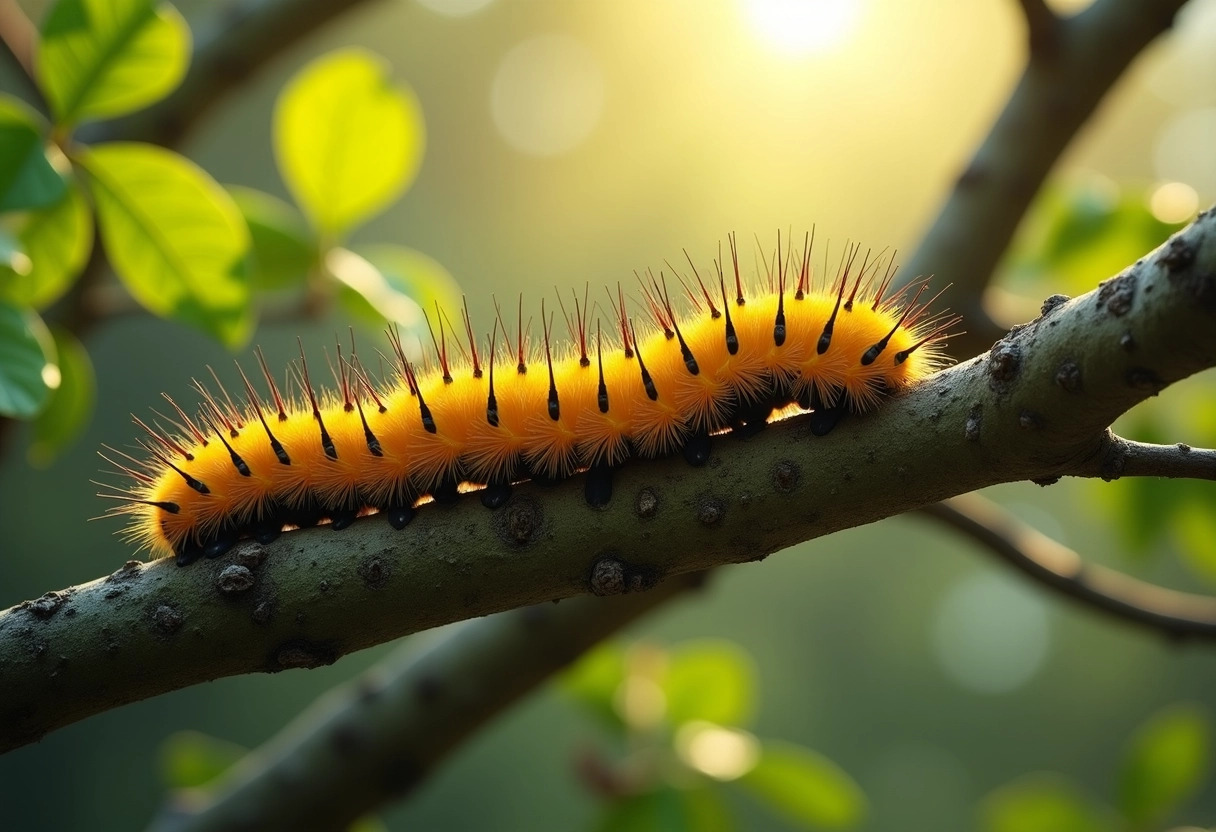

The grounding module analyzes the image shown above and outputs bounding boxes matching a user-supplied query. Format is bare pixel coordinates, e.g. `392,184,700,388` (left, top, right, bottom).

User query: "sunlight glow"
742,0,863,56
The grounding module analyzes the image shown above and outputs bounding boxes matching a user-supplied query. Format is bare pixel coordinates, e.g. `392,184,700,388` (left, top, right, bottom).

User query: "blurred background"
1,0,1215,829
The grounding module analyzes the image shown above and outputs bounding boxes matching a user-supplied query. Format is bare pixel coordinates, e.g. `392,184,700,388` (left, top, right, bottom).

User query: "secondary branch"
921,494,1216,640
148,572,708,832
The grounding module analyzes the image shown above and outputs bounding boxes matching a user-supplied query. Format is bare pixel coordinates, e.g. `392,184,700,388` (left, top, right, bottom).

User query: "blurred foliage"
1002,180,1189,299
978,702,1211,832
562,640,867,831
0,300,55,418
567,641,1212,832
0,0,456,466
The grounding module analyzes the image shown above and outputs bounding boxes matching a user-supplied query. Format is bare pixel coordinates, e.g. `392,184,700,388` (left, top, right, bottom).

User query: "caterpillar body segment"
99,240,954,564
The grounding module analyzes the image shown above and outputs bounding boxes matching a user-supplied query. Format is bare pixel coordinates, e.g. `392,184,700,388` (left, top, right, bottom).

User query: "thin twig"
920,493,1216,641
1082,433,1216,481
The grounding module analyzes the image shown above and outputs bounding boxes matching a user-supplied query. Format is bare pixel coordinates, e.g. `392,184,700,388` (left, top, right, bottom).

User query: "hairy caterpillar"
98,234,956,565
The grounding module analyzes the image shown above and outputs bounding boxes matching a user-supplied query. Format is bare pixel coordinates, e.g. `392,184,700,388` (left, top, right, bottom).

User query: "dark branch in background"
148,573,708,832
2,207,1214,758
1016,0,1060,53
920,494,1216,641
902,0,1189,358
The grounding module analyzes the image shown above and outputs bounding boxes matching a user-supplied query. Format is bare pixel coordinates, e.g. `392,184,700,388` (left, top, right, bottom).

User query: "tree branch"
920,493,1216,641
1,206,1213,753
1079,433,1216,481
903,0,1189,358
147,572,708,832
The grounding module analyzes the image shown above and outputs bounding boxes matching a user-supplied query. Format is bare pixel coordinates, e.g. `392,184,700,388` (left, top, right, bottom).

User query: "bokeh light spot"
675,721,760,781
41,362,61,391
741,0,863,56
1149,181,1200,224
932,572,1050,694
491,35,604,157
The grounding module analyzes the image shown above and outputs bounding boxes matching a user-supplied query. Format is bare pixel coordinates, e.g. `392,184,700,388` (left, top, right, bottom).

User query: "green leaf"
227,185,317,290
274,48,424,236
0,176,92,309
980,775,1110,832
664,640,755,728
160,730,247,789
1172,500,1216,585
560,641,628,730
0,301,55,418
0,228,22,270
738,742,866,830
0,96,66,212
338,244,462,328
1118,704,1211,826
37,0,190,127
328,247,426,333
79,142,252,348
29,327,94,466
595,788,732,832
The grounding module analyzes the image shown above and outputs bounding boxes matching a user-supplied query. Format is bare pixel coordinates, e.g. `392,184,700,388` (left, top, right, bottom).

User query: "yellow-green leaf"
560,642,628,731
337,244,461,330
1118,704,1210,826
664,640,756,728
1173,500,1216,585
0,301,56,418
980,774,1110,832
328,247,426,333
0,175,92,309
29,327,94,466
160,730,247,790
0,96,66,212
738,742,866,830
275,48,424,236
37,0,190,127
79,142,252,348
